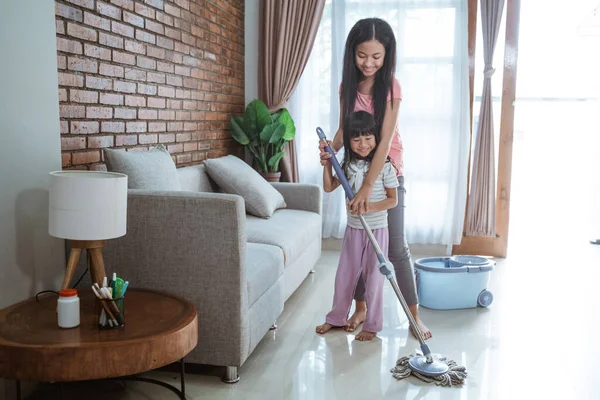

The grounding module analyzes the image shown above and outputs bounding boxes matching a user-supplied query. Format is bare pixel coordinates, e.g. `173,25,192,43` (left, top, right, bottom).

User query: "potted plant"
229,99,296,182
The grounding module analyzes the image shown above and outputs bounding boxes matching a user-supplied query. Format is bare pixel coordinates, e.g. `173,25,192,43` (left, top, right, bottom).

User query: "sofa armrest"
103,189,250,365
270,183,322,214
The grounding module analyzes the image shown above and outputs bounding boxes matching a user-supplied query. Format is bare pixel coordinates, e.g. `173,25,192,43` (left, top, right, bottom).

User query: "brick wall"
55,0,244,170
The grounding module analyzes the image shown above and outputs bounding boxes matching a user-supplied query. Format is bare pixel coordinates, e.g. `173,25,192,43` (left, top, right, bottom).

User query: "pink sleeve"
387,77,402,102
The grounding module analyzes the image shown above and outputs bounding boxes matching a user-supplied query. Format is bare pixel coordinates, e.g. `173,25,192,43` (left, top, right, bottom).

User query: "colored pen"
119,281,129,298
111,273,117,294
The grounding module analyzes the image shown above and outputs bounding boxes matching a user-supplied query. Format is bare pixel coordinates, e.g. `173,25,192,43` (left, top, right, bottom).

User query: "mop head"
391,351,468,387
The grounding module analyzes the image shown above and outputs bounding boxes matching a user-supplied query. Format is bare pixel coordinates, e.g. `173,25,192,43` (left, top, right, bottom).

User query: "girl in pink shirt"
319,17,432,341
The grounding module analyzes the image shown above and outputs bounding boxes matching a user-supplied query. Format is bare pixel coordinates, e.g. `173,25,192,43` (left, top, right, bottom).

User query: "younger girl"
316,111,398,341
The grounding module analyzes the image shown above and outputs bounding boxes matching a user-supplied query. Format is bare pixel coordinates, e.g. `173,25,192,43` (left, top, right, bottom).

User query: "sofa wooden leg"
222,366,240,384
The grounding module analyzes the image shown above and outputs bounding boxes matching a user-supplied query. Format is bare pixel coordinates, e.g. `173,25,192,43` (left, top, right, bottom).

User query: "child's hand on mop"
319,140,334,166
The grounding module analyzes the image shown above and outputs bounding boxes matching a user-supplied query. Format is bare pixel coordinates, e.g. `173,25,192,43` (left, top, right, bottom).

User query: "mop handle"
356,212,430,351
316,127,355,200
358,215,388,268
315,126,431,351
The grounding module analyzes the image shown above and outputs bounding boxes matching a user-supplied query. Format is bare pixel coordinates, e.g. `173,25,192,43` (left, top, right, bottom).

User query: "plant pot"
260,172,281,183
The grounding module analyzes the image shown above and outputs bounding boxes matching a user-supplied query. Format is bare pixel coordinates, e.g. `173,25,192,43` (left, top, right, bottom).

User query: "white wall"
1,2,65,394
244,0,259,104
0,0,66,392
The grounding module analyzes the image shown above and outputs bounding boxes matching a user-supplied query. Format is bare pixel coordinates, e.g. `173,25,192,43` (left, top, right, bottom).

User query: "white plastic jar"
57,288,80,328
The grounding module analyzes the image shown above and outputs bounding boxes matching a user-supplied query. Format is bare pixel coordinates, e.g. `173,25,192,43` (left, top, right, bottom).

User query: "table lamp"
49,171,128,290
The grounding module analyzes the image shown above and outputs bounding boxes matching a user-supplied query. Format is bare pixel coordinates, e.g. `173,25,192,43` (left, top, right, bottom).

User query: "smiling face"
355,40,386,78
350,134,376,158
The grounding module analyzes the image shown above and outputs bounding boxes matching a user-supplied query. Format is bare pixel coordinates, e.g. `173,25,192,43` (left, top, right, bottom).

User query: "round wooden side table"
0,288,198,399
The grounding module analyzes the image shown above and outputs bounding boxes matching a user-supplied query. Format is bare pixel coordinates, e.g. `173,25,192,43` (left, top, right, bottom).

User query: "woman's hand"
319,140,334,166
349,183,373,215
348,201,375,215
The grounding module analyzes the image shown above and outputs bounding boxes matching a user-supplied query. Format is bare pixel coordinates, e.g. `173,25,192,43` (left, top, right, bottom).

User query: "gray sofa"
103,163,322,382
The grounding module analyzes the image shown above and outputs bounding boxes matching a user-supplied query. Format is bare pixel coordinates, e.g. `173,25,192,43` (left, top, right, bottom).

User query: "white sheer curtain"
289,0,470,245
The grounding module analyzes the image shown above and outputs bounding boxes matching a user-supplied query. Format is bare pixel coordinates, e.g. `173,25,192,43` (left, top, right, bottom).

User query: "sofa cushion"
203,155,286,218
104,145,181,191
246,243,284,306
246,209,322,266
177,164,216,192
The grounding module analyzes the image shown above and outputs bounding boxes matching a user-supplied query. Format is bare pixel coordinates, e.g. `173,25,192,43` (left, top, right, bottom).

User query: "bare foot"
344,301,367,332
316,323,339,334
408,305,432,340
355,330,376,341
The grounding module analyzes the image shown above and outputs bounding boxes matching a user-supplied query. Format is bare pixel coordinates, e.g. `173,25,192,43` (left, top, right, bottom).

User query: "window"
290,0,470,244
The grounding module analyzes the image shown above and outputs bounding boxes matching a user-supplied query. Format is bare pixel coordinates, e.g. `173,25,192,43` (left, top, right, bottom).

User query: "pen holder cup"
95,296,125,329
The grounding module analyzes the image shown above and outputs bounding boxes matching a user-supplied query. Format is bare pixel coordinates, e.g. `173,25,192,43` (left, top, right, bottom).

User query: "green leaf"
259,122,285,144
233,115,244,126
255,99,273,131
271,109,283,122
269,123,286,144
243,102,258,139
259,124,275,144
243,99,272,141
268,151,285,171
277,108,296,140
229,116,249,145
256,102,273,132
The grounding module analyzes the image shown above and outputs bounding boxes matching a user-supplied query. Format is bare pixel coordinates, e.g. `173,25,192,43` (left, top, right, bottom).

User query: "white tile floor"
37,235,599,400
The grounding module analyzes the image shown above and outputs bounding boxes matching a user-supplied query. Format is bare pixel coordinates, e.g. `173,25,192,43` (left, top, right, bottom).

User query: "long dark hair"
341,18,397,134
341,111,379,176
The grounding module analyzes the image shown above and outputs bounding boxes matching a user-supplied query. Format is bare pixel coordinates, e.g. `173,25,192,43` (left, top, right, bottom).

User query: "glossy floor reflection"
125,238,600,400
32,239,600,400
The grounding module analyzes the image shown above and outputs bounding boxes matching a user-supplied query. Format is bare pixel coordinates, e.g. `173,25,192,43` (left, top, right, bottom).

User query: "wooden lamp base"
60,240,108,290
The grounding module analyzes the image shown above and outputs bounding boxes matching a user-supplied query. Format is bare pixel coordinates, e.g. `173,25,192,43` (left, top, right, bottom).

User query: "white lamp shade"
49,171,128,240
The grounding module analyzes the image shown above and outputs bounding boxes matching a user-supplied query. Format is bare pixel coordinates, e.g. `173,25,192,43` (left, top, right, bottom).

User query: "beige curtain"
465,0,506,237
259,0,325,182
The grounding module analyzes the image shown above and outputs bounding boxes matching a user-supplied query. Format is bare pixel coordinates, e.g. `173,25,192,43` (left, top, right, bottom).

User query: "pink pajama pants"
326,226,389,333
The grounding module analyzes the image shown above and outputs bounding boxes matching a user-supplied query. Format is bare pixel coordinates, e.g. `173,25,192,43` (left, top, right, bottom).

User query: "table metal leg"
117,358,187,399
120,376,186,399
180,358,186,397
15,358,187,400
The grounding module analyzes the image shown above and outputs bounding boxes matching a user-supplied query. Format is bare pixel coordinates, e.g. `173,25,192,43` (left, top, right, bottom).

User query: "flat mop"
317,127,467,387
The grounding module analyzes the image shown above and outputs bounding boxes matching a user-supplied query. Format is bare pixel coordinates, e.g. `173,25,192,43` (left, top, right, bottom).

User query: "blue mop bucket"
414,255,495,310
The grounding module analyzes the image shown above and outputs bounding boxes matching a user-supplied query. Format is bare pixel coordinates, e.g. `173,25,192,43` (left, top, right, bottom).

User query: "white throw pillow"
204,155,286,218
